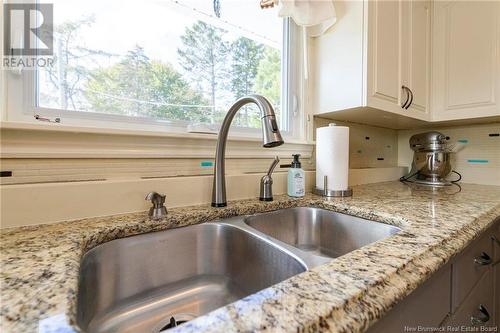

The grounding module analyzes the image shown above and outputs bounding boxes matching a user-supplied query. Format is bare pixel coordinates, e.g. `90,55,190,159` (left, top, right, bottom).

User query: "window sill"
0,121,314,159
0,120,310,144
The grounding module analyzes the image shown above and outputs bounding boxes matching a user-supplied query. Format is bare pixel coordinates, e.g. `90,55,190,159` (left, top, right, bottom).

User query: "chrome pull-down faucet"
211,94,284,207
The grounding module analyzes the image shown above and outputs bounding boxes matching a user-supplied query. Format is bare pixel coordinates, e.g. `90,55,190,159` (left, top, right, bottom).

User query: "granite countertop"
1,181,500,333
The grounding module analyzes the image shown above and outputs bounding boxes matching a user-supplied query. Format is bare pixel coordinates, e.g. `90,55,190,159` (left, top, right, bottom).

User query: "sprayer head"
261,115,284,148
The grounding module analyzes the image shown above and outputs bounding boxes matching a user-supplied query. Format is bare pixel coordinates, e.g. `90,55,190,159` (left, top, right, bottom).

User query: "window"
5,0,301,137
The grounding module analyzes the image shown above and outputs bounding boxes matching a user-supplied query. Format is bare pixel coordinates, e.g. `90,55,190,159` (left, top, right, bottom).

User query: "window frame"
3,6,305,142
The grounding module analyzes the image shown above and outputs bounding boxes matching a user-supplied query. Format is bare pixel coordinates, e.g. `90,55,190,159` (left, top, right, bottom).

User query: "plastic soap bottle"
287,154,305,197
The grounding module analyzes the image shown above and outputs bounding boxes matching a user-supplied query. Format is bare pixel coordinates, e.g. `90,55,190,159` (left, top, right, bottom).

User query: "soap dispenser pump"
286,154,305,197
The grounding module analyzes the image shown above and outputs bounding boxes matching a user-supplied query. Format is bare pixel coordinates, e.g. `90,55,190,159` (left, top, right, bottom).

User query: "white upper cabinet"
432,0,500,121
312,0,431,122
311,0,499,128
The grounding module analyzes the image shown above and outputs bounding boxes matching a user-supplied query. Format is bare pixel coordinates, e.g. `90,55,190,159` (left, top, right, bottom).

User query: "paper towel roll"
316,123,349,191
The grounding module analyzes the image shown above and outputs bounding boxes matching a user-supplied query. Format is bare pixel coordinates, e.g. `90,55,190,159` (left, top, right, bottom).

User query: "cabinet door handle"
401,86,410,109
473,252,492,266
470,304,490,325
404,88,414,109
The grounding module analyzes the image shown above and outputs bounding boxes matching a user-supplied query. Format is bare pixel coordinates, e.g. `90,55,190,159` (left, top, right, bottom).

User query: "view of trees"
39,19,282,128
86,46,210,122
177,21,229,124
255,48,281,108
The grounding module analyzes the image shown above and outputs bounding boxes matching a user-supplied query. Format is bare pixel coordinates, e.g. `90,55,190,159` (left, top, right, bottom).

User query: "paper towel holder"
313,175,352,197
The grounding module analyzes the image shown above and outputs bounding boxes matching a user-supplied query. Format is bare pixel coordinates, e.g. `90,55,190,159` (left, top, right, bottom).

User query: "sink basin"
77,207,401,332
244,207,401,258
77,223,306,333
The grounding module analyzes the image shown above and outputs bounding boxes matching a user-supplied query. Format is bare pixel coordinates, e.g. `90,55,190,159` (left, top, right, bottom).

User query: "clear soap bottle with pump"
286,154,305,197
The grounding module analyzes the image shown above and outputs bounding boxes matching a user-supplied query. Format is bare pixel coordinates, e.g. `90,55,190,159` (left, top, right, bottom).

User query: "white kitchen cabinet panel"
312,0,431,123
432,0,500,121
312,0,365,113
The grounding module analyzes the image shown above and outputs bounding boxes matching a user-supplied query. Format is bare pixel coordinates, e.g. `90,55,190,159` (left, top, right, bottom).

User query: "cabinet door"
367,0,430,121
432,0,500,121
452,230,494,311
366,265,451,333
367,0,403,113
446,272,495,329
401,0,431,115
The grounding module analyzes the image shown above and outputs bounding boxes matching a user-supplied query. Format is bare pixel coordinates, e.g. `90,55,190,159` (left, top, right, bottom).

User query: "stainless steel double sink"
77,207,401,333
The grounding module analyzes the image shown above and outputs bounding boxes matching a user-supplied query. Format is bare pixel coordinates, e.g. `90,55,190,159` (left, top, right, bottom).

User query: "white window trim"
0,120,314,159
2,12,310,146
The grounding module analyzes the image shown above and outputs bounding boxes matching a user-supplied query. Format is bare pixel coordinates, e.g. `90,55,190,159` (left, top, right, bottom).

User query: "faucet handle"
266,156,280,176
145,192,167,219
260,156,279,202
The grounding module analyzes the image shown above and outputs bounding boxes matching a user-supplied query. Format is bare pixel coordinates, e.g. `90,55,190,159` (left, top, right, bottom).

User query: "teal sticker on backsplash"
457,139,468,144
467,159,489,164
200,161,214,167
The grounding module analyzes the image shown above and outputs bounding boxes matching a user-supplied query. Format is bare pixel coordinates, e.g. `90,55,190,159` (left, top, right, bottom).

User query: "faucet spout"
211,94,284,207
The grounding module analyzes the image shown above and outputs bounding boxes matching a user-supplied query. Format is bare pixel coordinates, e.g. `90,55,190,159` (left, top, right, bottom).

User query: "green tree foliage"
177,21,229,122
255,47,281,110
85,46,209,122
229,37,264,126
230,37,264,97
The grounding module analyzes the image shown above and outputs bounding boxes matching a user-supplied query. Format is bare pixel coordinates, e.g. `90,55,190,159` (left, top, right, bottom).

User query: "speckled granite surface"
1,181,500,333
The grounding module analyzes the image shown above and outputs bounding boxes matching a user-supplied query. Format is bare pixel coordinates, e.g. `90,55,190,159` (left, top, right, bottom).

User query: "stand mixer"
402,131,458,186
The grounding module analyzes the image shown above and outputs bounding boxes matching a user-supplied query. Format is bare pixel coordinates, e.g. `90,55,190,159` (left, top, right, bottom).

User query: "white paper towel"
316,123,349,191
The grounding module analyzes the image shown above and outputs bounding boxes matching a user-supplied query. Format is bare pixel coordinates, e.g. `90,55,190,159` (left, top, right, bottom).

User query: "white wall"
0,117,407,228
0,168,406,228
2,118,495,228
315,117,399,168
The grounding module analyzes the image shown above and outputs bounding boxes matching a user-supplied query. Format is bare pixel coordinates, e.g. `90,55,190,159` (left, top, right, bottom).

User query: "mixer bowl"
413,151,453,183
